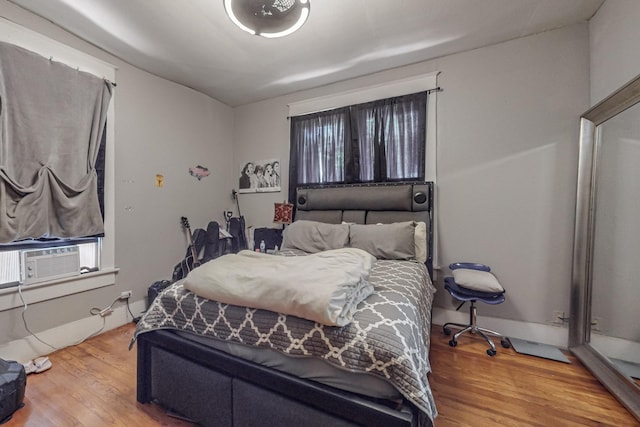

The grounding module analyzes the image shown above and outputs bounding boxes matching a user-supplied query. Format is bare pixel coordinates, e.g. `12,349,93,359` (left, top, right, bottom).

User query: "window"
0,126,106,289
287,72,440,270
290,107,348,186
0,241,100,289
289,91,427,202
0,18,116,307
351,93,426,182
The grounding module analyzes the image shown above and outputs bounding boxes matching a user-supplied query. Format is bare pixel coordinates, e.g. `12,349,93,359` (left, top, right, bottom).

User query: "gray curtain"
0,42,113,243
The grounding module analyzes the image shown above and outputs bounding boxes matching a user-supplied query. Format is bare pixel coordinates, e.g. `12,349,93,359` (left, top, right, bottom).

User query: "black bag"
148,279,172,306
228,216,247,253
253,227,283,251
0,358,26,424
202,221,220,263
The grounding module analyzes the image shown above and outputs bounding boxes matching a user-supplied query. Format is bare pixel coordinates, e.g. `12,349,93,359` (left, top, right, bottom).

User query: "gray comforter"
183,248,375,326
133,251,438,423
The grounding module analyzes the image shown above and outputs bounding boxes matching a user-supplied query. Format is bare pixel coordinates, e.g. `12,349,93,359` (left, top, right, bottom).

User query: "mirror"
590,101,640,389
570,74,640,421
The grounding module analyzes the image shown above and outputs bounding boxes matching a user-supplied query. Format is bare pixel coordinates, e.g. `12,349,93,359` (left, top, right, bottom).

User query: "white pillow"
452,268,504,293
414,221,427,263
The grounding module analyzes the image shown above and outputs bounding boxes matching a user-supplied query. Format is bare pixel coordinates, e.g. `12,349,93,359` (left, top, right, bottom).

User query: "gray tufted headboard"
295,182,433,276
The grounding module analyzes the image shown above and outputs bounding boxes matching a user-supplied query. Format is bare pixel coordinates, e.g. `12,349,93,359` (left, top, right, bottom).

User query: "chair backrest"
252,227,283,251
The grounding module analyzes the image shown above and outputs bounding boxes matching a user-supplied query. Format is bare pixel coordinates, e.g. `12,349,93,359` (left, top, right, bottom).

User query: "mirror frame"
570,73,640,421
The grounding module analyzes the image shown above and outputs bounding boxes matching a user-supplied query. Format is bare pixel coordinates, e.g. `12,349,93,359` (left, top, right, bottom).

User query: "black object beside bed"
135,182,436,427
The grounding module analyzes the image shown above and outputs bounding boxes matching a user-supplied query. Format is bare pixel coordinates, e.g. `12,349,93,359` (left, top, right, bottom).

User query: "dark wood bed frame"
136,182,435,427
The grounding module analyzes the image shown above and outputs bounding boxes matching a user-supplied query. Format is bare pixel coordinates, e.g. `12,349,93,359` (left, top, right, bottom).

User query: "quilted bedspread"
133,251,438,423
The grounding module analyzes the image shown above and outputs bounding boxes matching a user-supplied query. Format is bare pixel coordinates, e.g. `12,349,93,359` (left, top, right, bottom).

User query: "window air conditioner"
20,246,80,285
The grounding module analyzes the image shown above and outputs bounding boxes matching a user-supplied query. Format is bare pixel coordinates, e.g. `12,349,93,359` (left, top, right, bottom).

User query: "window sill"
0,267,119,312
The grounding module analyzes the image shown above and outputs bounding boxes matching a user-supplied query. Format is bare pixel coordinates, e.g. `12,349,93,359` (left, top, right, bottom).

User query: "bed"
133,182,437,427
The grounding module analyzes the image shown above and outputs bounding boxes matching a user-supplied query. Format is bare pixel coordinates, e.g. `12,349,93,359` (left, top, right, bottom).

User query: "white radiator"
20,246,80,285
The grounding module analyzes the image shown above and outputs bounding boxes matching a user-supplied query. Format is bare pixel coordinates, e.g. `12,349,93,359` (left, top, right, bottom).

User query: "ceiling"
8,0,604,107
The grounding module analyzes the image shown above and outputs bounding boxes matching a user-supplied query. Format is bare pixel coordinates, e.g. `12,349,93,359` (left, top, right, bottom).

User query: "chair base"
443,301,511,356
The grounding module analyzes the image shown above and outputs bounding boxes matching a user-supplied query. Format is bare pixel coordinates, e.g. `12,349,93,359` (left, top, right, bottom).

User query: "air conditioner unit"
20,246,80,285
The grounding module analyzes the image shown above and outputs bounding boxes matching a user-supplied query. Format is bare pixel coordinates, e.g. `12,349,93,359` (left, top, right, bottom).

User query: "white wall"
434,24,590,328
113,64,235,307
0,0,235,353
234,24,590,336
589,0,640,105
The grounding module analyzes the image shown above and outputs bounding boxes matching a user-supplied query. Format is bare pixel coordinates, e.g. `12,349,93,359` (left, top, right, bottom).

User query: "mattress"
133,251,438,422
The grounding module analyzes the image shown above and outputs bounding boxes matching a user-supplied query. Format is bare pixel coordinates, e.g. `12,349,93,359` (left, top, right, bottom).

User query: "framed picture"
238,159,281,193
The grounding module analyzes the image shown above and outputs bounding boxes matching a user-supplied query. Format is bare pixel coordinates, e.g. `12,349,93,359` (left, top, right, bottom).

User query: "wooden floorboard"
4,323,639,426
429,328,639,427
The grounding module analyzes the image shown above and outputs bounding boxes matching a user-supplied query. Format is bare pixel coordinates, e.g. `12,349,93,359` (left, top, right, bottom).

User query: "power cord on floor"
18,284,130,355
17,283,58,352
125,298,138,322
89,295,121,318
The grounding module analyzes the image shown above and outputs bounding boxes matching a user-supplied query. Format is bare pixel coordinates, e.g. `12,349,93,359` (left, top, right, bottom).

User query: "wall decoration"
155,174,164,187
238,158,281,193
189,165,210,180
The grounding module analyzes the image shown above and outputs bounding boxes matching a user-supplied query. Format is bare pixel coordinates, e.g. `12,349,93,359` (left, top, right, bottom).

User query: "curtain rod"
287,86,443,119
47,56,117,87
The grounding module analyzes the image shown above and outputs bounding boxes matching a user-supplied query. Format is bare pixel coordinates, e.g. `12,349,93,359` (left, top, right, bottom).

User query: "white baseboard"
0,299,146,363
10,304,631,366
432,307,569,349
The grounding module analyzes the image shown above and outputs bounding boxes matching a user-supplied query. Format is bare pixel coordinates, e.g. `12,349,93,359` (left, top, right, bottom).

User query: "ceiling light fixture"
223,0,310,38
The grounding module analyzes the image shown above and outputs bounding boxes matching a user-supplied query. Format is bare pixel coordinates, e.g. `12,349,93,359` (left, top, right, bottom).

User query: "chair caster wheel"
448,339,457,347
443,327,451,336
501,338,511,348
487,349,496,356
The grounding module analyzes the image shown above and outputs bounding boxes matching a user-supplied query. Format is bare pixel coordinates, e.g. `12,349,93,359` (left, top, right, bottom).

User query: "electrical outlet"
552,310,566,326
119,290,132,300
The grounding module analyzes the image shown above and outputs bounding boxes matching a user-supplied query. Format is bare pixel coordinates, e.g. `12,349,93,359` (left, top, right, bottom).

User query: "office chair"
442,263,511,356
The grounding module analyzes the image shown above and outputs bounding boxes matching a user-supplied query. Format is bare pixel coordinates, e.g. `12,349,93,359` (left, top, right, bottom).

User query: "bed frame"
136,182,434,427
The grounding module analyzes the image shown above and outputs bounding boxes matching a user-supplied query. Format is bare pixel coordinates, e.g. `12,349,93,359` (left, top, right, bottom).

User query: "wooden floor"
5,323,639,427
428,331,639,427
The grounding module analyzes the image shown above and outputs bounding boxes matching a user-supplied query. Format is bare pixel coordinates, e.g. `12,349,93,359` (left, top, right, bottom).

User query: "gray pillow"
349,221,416,260
282,220,349,253
452,269,504,293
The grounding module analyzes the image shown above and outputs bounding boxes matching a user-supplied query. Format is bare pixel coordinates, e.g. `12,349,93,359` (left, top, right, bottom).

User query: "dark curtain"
351,92,426,182
0,42,113,243
95,122,107,218
288,107,351,203
289,91,427,203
